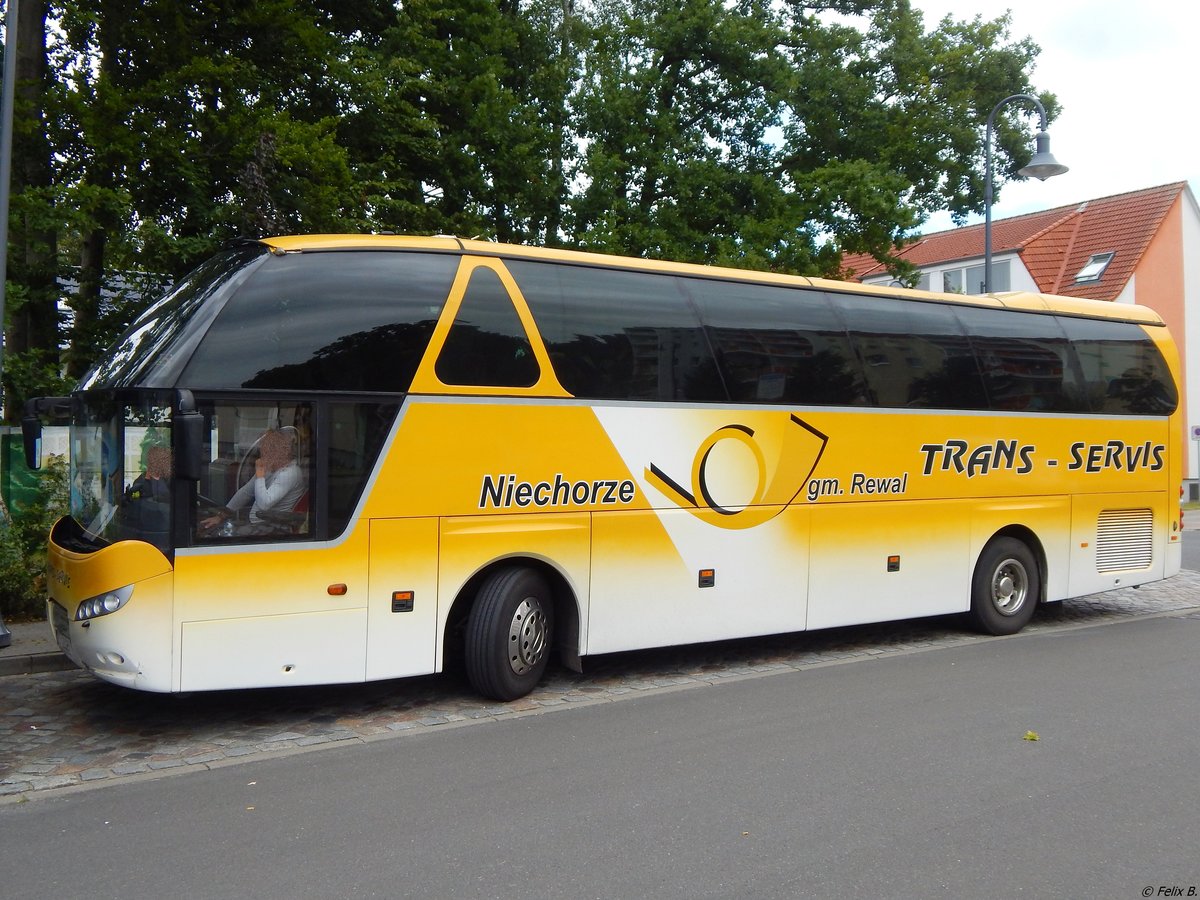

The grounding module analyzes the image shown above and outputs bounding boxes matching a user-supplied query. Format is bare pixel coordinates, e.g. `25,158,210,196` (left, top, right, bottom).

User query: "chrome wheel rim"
508,597,549,675
991,557,1029,616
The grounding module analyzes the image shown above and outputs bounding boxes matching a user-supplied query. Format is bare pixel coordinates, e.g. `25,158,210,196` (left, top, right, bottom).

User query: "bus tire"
465,566,554,701
969,537,1039,636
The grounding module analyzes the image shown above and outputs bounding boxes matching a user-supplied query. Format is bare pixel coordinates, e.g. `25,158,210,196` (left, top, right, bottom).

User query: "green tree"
3,0,68,412
571,0,1056,274
71,1,365,244
0,455,67,619
49,0,372,379
776,0,1055,266
572,0,803,268
344,0,573,243
0,0,1059,416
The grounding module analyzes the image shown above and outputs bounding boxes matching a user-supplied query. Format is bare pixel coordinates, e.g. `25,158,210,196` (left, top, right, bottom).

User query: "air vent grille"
1095,508,1153,573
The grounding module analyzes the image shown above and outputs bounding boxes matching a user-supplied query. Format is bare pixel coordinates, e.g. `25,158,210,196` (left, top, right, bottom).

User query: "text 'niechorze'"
479,473,637,509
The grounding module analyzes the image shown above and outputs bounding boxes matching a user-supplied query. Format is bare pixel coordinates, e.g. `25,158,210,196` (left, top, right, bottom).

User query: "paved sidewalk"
0,618,74,677
3,570,1200,801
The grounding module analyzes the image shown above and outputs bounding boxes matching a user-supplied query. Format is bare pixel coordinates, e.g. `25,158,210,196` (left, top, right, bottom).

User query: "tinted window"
957,306,1084,412
833,293,987,409
1057,317,1177,415
687,280,866,405
193,400,315,544
179,252,457,391
189,398,399,544
82,244,266,390
435,266,540,387
512,261,725,401
327,401,400,536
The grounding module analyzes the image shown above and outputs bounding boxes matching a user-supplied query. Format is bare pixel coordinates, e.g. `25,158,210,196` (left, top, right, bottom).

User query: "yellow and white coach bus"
24,235,1184,700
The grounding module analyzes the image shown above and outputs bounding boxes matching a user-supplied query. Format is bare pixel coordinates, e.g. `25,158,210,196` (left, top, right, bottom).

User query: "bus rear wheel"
969,537,1039,636
465,566,554,701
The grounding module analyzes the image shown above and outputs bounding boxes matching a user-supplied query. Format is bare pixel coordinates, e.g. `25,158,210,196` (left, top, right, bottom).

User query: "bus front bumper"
48,569,175,692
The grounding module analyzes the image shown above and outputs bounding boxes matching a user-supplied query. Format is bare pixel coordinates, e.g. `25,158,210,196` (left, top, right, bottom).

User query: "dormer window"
1074,252,1115,284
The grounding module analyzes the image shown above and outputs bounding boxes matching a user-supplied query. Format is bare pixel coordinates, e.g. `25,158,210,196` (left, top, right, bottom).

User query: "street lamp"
983,93,1068,293
0,0,18,649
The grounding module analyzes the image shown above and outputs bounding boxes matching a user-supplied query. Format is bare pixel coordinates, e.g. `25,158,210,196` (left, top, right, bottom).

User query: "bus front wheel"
969,537,1039,636
465,566,554,701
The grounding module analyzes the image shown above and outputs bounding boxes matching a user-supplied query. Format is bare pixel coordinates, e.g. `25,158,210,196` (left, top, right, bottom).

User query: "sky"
909,0,1199,234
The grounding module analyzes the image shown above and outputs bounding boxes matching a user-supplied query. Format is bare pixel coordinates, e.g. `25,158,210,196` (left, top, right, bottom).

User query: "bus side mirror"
174,410,204,482
174,391,204,482
21,402,43,471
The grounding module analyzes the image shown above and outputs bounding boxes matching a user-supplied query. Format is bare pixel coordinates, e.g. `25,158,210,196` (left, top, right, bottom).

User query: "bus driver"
200,429,305,534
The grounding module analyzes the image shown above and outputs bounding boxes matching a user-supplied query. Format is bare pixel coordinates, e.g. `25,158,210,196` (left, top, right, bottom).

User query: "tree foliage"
0,454,67,618
1,0,1056,418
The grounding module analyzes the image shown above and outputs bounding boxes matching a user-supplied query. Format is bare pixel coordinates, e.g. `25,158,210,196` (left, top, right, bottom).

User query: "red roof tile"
840,182,1188,301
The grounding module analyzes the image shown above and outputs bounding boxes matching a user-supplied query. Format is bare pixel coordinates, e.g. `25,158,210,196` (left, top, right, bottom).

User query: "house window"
967,262,1007,294
862,273,931,291
1074,252,1115,284
939,261,1007,295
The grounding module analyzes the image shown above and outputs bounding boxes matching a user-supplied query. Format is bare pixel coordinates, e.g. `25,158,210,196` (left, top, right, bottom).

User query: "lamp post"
0,0,17,649
983,93,1068,293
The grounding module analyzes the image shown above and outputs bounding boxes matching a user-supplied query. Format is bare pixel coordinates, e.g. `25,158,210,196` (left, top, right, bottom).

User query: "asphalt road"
3,606,1198,900
1183,528,1200,571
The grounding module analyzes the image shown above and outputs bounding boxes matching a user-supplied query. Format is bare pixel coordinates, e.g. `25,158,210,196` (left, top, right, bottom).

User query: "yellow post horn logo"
646,414,829,529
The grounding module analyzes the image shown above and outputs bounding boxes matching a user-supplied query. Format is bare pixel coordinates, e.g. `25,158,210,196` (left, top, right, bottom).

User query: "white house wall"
1115,276,1136,304
1183,192,1200,481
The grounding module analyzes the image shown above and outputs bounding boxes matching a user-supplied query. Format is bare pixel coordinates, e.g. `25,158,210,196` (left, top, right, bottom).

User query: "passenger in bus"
200,429,306,535
125,444,172,504
121,444,173,536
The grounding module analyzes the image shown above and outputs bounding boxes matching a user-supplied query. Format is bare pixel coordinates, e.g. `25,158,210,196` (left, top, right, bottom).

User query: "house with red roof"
840,181,1200,488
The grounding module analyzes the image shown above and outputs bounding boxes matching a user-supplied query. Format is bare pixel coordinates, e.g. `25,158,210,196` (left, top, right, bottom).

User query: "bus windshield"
69,393,175,554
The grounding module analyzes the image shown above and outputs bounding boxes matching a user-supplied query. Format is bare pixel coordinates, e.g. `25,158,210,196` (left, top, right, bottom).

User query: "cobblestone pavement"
4,571,1200,801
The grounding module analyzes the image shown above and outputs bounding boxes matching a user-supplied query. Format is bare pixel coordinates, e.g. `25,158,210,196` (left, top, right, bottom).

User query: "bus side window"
327,401,400,537
194,402,315,542
511,260,726,402
1058,316,1178,415
957,305,1082,413
434,266,540,388
835,293,987,410
687,280,867,407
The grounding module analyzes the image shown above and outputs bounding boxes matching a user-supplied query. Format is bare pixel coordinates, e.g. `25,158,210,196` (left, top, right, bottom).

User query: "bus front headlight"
76,585,134,621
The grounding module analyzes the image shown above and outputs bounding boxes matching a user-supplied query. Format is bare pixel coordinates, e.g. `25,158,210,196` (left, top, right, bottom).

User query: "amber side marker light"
328,583,348,596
